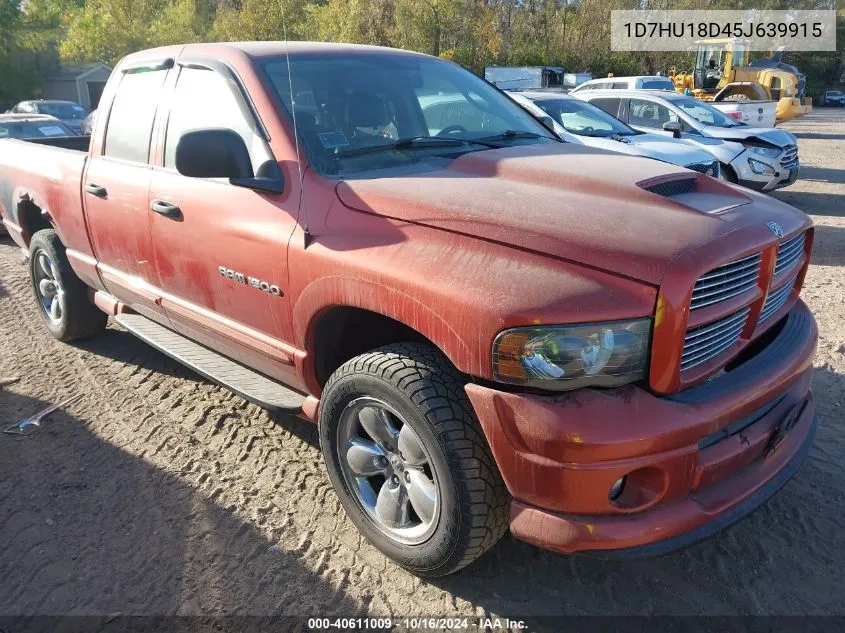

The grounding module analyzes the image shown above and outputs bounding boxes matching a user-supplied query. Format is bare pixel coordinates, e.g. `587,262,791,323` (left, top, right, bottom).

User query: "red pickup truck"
0,42,817,577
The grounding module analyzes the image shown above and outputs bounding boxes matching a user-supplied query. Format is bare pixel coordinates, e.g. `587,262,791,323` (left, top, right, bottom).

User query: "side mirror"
175,128,254,180
663,121,682,138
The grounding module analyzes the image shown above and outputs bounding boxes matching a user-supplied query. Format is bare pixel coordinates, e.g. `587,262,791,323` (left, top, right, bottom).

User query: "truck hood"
701,126,796,147
335,143,801,285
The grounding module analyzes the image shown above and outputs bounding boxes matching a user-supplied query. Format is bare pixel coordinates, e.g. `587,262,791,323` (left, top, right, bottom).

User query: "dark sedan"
7,100,90,134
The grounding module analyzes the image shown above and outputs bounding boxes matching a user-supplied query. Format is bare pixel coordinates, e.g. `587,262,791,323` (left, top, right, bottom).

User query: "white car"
570,75,776,128
510,91,720,176
575,89,799,191
569,75,676,93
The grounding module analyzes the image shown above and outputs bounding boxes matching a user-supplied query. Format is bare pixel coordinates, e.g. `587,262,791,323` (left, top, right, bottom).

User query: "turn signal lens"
492,319,651,391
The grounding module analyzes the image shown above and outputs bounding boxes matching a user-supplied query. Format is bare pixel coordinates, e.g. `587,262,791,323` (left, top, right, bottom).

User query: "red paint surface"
0,42,819,556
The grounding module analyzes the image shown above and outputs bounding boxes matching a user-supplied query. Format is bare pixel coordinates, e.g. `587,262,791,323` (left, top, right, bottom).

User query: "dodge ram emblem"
218,266,282,297
767,222,784,238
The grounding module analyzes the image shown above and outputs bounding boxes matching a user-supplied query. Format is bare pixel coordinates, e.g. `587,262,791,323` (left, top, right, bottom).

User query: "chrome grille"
690,254,761,310
681,307,750,371
760,279,794,322
780,145,798,168
774,233,805,276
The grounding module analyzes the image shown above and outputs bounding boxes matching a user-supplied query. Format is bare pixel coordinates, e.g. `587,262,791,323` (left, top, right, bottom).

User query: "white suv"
575,89,799,192
570,76,676,94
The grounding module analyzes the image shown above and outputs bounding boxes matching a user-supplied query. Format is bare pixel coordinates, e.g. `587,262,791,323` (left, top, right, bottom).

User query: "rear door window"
104,69,168,163
628,98,677,129
588,97,623,118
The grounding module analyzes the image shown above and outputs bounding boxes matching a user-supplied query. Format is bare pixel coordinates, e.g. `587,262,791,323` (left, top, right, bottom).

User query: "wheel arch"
16,197,54,247
294,278,472,395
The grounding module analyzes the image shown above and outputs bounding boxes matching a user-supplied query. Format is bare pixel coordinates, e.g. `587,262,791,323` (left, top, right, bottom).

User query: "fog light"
608,476,627,501
748,158,776,176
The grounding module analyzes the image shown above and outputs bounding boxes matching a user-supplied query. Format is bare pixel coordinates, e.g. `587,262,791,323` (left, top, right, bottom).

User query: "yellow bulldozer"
669,38,812,124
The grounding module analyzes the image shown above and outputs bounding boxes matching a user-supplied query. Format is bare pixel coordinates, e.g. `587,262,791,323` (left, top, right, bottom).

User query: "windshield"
533,98,637,137
673,97,744,127
37,102,88,120
0,120,76,138
261,52,556,176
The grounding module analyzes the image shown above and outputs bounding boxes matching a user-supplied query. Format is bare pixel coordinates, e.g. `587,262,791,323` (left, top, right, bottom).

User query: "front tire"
29,229,107,342
319,342,509,577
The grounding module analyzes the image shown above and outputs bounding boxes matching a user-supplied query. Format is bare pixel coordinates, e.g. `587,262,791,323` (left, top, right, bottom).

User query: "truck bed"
0,137,89,251
711,100,777,127
26,135,91,152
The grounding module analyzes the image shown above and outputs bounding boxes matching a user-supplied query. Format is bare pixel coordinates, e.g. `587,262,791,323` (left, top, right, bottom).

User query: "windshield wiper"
610,134,631,143
335,136,483,158
474,130,550,143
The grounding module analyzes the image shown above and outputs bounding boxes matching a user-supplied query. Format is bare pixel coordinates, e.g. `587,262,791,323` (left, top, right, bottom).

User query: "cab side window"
104,69,168,163
164,67,274,176
628,98,677,129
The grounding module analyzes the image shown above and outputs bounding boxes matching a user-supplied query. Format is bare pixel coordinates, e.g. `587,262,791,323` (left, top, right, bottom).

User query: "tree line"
1,0,842,106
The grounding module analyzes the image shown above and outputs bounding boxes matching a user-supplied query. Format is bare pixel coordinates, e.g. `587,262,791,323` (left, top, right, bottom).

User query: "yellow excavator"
669,39,812,124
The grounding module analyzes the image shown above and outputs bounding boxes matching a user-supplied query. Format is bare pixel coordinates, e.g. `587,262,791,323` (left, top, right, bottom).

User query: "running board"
114,312,305,413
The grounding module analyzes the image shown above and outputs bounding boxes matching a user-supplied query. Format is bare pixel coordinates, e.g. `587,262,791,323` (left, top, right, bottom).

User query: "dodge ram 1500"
0,42,817,577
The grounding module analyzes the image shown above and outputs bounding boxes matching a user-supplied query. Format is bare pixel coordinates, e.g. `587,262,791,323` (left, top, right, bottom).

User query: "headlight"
748,158,776,176
492,319,651,391
745,145,781,159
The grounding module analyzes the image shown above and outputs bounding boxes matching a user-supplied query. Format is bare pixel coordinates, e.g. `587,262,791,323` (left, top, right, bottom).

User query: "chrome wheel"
337,397,440,545
33,250,64,324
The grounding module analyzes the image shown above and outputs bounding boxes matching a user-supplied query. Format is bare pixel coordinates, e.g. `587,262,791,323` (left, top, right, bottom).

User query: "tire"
723,93,750,101
319,342,510,577
29,229,107,342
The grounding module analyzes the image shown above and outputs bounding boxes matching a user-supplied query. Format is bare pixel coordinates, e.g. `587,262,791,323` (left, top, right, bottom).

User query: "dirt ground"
1,109,843,620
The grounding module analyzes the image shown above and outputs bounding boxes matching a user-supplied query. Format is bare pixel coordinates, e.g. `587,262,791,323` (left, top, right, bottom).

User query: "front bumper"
732,152,799,192
465,301,817,555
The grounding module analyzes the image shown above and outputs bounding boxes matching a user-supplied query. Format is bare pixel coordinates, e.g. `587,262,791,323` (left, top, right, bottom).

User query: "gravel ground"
1,109,843,620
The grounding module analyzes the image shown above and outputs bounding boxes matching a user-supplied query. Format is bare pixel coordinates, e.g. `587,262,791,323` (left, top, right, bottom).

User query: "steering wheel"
581,126,595,133
436,124,468,137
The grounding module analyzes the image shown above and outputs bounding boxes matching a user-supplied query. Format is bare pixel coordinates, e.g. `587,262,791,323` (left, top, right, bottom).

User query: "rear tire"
319,342,510,577
29,229,107,342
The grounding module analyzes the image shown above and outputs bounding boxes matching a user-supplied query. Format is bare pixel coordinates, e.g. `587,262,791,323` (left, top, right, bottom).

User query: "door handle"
150,200,182,219
85,183,107,198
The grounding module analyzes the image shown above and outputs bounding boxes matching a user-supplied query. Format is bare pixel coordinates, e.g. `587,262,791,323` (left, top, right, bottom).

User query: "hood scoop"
638,174,753,215
643,177,696,198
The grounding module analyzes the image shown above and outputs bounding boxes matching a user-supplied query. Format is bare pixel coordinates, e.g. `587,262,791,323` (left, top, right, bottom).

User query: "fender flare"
293,275,473,392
